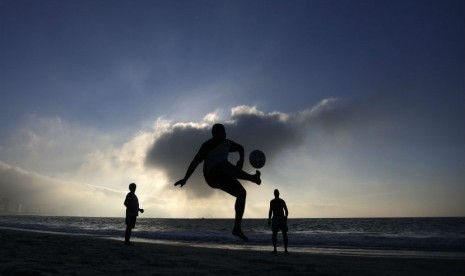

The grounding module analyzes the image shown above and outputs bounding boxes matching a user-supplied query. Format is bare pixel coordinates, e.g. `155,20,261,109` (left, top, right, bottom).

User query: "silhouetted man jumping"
268,189,289,254
174,123,261,241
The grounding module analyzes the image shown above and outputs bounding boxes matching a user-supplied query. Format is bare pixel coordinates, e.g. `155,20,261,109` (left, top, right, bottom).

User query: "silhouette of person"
268,189,289,254
174,123,261,241
124,183,144,245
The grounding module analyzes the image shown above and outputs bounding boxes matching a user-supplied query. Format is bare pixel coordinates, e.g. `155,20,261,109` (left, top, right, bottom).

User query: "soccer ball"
249,150,266,169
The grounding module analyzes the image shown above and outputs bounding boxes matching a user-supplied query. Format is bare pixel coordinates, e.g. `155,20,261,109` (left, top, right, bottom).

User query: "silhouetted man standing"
124,183,144,245
174,123,261,241
268,189,289,254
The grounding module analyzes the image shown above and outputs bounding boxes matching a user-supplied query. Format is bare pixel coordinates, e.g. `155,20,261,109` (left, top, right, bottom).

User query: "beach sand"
1,229,463,276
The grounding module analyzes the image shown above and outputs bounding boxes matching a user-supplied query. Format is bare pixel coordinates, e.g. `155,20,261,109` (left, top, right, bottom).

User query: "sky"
0,0,464,218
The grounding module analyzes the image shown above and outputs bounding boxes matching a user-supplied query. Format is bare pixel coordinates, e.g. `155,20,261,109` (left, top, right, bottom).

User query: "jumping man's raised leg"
221,162,261,185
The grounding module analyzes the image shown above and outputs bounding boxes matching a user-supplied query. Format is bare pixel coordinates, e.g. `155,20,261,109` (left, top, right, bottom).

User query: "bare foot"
232,229,249,242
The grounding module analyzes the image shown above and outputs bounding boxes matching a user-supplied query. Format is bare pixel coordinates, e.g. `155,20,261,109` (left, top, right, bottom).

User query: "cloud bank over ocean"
1,97,464,217
0,100,344,216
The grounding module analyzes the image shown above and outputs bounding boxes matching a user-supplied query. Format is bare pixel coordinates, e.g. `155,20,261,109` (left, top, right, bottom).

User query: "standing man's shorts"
272,218,288,233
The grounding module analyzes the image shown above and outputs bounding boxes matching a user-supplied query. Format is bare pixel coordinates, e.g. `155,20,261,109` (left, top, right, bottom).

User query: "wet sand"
1,228,463,275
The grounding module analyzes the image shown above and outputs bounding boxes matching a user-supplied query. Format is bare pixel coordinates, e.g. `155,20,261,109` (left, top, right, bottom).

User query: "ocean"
1,215,464,259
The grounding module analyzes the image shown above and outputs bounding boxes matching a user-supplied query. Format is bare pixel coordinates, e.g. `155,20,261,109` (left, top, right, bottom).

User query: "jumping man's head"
212,123,226,140
274,189,280,198
129,183,137,192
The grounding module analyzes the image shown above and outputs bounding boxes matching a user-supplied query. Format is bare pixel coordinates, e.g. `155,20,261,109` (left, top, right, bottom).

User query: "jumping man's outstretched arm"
174,159,200,187
174,146,205,187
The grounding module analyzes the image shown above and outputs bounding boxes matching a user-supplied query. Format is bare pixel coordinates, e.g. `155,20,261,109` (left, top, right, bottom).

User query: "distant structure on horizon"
0,197,55,215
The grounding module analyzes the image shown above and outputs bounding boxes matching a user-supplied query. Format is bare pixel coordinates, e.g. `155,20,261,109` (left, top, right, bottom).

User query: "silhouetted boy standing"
268,189,289,254
124,183,144,245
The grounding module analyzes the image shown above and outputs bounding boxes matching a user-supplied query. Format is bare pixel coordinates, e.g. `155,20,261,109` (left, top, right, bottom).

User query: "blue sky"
1,0,464,218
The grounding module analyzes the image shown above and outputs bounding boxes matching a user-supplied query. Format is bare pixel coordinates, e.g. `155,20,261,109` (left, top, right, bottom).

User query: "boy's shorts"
126,216,137,229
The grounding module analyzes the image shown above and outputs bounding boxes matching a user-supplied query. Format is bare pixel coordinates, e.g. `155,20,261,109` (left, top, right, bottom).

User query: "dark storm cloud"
145,102,341,198
145,124,214,197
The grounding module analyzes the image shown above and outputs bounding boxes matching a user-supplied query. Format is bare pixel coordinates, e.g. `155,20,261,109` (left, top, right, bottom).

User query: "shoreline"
1,228,464,275
3,226,464,260
130,237,465,260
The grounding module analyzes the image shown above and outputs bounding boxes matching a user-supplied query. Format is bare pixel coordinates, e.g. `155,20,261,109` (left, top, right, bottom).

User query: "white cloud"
231,105,264,116
0,114,116,175
0,161,123,216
